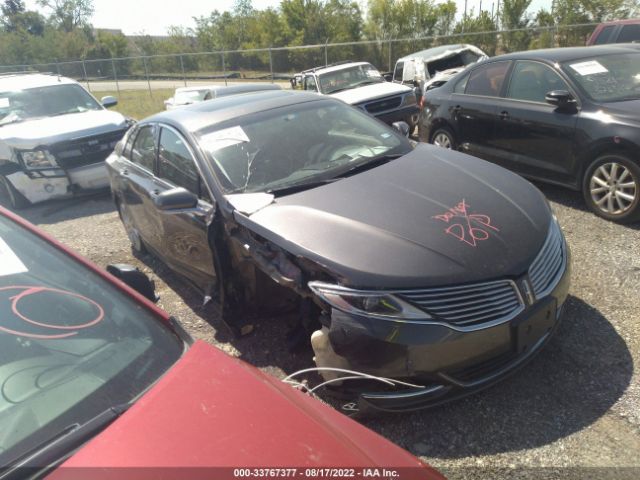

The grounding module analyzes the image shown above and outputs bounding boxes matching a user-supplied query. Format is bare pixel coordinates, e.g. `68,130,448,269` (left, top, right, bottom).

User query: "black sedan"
107,90,570,413
419,44,640,223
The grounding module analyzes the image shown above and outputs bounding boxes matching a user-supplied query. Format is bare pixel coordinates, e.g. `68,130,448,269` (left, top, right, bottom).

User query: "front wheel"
583,154,640,223
430,127,456,150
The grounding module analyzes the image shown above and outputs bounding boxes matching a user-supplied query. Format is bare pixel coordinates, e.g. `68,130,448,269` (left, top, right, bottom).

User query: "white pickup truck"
295,61,419,130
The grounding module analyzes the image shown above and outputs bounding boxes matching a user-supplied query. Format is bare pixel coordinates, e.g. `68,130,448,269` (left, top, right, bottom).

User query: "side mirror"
391,121,410,138
545,90,577,111
153,187,198,211
383,72,393,82
106,264,158,302
101,95,118,108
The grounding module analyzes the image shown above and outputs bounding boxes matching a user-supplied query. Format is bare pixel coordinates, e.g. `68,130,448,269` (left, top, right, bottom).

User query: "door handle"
151,188,160,196
452,105,462,113
499,110,510,120
120,168,129,176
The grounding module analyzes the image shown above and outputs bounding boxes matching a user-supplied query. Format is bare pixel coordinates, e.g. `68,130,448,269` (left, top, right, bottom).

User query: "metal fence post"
222,51,227,86
142,56,152,97
55,61,61,76
180,55,187,87
82,59,91,92
388,39,392,72
325,39,329,66
268,47,274,83
111,57,120,96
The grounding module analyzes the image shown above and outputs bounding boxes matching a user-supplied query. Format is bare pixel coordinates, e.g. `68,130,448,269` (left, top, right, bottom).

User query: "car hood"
238,144,552,289
53,341,439,473
591,100,640,126
0,110,128,150
330,81,412,105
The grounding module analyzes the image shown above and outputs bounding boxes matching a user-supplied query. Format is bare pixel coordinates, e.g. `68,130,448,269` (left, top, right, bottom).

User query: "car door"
451,60,511,162
153,125,217,296
491,60,579,181
118,124,165,254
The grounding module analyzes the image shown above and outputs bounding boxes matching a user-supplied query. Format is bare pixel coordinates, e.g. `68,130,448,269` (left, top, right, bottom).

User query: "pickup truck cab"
298,61,419,129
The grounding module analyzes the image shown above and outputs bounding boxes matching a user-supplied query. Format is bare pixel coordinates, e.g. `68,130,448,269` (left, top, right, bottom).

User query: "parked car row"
164,83,282,110
1,35,638,475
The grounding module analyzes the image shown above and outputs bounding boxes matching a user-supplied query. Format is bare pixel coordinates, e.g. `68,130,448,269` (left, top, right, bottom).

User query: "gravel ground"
4,183,639,479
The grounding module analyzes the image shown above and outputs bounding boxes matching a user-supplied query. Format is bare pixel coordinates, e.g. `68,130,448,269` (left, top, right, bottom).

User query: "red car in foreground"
0,205,443,480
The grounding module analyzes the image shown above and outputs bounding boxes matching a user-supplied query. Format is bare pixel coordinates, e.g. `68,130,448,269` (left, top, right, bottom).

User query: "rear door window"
465,61,510,97
618,24,640,43
593,25,616,44
130,125,156,171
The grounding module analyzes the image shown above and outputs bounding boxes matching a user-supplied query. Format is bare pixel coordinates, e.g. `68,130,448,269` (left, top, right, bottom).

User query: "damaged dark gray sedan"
106,90,570,413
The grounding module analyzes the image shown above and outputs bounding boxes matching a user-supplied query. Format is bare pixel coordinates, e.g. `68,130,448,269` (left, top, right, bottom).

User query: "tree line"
0,0,637,77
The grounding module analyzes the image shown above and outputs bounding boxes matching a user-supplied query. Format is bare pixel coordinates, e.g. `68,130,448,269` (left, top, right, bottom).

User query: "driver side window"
507,61,569,104
304,76,318,91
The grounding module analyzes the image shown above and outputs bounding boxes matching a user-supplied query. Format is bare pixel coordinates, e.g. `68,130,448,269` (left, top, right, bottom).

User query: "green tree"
36,0,94,32
453,10,498,55
501,0,532,52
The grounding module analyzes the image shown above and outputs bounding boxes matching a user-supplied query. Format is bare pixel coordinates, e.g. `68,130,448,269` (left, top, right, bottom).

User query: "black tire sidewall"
583,154,640,223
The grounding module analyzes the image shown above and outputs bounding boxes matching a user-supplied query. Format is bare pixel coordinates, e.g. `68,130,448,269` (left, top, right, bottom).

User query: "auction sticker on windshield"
570,60,608,76
201,126,250,151
0,236,28,277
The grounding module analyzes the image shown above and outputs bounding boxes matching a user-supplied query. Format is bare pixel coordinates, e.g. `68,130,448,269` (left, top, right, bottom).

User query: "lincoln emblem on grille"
520,279,536,305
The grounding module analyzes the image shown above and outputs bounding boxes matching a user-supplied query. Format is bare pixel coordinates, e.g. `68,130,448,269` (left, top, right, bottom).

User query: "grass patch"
95,89,174,120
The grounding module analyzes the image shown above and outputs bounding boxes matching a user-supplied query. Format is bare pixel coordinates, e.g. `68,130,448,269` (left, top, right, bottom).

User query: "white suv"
0,73,131,208
297,62,419,129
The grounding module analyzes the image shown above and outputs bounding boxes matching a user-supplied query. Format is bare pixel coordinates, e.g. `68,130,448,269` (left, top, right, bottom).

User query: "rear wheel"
430,127,456,150
117,202,146,254
583,154,640,223
0,175,30,209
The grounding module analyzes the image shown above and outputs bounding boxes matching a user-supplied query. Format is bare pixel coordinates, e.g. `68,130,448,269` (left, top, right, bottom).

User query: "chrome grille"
364,96,402,114
397,280,523,327
528,222,565,298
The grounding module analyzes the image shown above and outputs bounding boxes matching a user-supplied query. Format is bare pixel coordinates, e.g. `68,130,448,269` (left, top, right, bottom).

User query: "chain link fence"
0,23,599,94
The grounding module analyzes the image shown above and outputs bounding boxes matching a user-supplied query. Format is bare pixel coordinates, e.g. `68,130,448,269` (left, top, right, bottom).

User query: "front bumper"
312,247,571,413
5,162,110,205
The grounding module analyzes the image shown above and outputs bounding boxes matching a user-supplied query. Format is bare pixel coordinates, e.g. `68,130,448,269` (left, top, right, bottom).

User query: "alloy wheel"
433,132,452,149
589,162,638,215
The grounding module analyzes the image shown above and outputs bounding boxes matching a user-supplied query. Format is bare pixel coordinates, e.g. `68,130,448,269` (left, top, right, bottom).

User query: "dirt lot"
3,182,639,479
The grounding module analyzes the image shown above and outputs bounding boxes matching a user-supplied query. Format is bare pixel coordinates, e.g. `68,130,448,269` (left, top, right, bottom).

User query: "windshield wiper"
332,153,406,178
0,403,130,480
266,178,339,196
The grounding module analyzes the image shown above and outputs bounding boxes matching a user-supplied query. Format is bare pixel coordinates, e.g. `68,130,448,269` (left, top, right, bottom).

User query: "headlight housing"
402,92,418,107
20,150,58,169
308,281,431,321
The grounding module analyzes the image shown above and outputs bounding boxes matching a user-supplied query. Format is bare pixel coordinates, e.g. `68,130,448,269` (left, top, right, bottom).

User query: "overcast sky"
25,0,552,36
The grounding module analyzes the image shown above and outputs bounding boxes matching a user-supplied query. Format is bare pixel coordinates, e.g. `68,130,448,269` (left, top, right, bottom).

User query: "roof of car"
0,73,77,91
396,44,478,62
146,90,325,133
596,17,640,26
490,44,640,63
311,62,371,75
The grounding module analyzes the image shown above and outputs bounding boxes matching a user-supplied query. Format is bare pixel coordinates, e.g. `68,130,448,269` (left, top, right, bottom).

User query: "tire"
583,154,640,223
117,202,147,254
0,175,30,210
430,127,456,150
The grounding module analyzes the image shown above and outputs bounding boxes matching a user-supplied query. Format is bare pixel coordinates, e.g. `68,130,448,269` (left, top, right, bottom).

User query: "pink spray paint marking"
0,285,104,339
433,199,499,247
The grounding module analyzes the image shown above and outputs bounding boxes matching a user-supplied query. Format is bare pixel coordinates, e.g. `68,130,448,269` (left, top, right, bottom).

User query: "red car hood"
50,341,443,478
